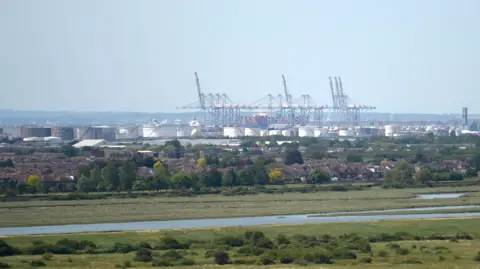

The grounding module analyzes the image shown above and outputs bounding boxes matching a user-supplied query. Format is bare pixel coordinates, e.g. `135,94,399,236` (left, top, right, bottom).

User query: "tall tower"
462,107,468,129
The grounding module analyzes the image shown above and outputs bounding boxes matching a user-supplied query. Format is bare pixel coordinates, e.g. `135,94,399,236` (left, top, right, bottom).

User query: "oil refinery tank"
314,127,328,137
223,127,244,138
281,129,293,136
384,124,401,137
268,129,282,136
142,124,159,138
339,129,355,137
298,126,314,137
244,127,261,136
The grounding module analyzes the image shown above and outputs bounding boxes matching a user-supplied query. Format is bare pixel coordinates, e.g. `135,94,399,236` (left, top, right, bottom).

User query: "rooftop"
73,139,106,148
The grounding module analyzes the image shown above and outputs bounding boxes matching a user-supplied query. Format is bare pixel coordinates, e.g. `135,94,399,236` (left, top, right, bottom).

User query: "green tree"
76,175,91,192
237,169,254,186
415,167,434,184
90,166,102,191
221,168,236,188
62,145,79,157
383,160,415,188
101,160,119,191
346,153,363,163
119,160,136,191
307,169,331,183
170,172,193,189
284,146,304,165
202,168,222,188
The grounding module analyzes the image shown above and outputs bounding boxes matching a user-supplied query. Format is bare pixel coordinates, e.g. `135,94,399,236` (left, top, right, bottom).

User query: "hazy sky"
1,0,479,114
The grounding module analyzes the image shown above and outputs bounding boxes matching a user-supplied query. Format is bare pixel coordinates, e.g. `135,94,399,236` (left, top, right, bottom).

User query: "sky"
0,0,479,114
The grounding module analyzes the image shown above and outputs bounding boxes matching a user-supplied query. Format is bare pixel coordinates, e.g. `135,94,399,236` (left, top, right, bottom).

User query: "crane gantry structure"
176,72,375,127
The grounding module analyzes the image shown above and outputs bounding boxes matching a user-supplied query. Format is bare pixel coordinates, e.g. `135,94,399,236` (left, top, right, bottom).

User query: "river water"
1,205,480,236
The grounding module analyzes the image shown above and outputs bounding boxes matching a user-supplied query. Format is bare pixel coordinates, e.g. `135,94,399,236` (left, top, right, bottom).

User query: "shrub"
156,235,188,250
152,259,172,267
233,259,255,265
396,248,410,255
0,240,19,256
359,257,372,263
377,250,389,257
387,243,401,249
304,251,333,264
214,251,230,265
438,256,446,261
236,245,264,256
111,243,136,253
402,259,422,264
138,241,152,249
257,255,276,265
278,252,295,264
29,260,46,267
0,262,9,269
332,248,357,259
215,236,244,247
42,253,53,260
56,239,96,250
293,258,308,266
276,234,290,245
135,248,153,262
162,250,183,260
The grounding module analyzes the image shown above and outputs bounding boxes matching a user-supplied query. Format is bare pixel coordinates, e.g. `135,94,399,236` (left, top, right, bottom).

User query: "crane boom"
329,77,337,108
282,74,292,106
194,72,205,109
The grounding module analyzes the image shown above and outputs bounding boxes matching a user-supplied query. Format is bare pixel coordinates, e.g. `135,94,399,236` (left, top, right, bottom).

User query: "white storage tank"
245,127,261,136
281,129,292,136
339,129,355,137
384,124,401,137
176,128,185,137
23,137,43,142
298,127,314,137
260,130,269,136
314,127,327,137
142,125,159,138
223,127,244,138
268,129,282,136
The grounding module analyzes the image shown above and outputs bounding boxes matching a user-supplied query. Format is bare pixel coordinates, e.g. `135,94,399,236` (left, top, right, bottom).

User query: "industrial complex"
1,74,478,143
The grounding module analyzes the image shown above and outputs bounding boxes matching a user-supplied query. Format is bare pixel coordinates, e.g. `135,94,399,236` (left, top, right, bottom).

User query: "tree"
153,161,162,169
197,157,207,168
426,132,435,144
346,153,363,163
414,168,434,184
26,175,42,193
383,160,415,188
214,251,230,265
101,160,119,191
268,170,283,184
307,169,330,183
62,145,79,157
77,175,91,192
170,172,193,189
222,169,236,188
135,248,153,262
202,168,222,188
284,146,304,165
237,169,254,186
466,168,478,177
90,166,102,191
119,160,136,191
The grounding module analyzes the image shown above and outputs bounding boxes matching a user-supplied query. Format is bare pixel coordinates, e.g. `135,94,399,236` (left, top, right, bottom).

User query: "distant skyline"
1,0,479,114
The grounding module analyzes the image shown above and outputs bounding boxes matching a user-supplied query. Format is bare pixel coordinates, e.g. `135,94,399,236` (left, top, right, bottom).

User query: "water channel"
1,205,479,236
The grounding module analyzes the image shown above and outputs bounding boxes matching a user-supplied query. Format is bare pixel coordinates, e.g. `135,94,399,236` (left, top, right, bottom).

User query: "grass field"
2,218,480,268
3,185,480,228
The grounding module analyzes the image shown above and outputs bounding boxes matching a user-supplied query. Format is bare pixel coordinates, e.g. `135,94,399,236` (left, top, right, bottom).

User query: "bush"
387,243,401,249
359,257,372,263
377,250,389,257
233,259,255,265
0,240,19,256
156,235,188,250
215,236,244,247
278,252,295,264
42,253,53,260
111,243,137,253
135,248,153,262
402,259,422,264
29,260,46,267
257,255,276,265
236,245,264,256
178,259,195,266
276,234,290,245
214,251,230,265
304,251,333,264
332,248,357,259
0,262,9,269
56,239,96,250
138,241,152,249
396,248,410,255
152,259,173,267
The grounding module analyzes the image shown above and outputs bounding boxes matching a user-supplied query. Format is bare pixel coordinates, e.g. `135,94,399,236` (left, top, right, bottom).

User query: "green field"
3,186,480,228
2,218,480,268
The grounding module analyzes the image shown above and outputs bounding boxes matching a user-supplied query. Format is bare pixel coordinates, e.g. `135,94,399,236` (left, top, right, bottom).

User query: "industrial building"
80,126,117,141
51,126,75,141
20,126,52,138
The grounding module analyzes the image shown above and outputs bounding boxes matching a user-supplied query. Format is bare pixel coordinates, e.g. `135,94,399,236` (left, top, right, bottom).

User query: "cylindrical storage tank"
23,137,42,142
385,124,401,137
281,129,292,136
244,127,261,136
142,125,159,138
298,127,314,137
191,127,201,137
260,130,269,136
339,129,355,137
314,127,327,137
223,127,244,138
268,129,282,136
